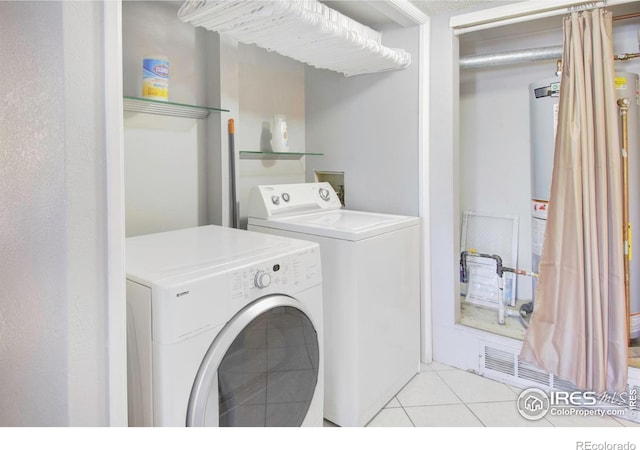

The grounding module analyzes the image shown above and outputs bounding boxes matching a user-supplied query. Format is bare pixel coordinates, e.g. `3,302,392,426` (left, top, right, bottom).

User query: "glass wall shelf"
123,96,229,119
239,151,324,160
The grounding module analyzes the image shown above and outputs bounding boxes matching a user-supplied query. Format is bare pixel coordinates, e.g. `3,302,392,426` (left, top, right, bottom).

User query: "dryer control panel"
248,182,342,218
228,244,321,310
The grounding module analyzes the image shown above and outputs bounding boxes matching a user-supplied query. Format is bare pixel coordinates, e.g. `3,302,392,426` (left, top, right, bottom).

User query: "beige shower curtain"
520,9,628,394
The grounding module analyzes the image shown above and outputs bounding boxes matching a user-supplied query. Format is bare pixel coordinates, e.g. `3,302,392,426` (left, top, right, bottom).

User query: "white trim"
450,0,635,35
369,0,430,26
418,20,432,363
104,0,128,427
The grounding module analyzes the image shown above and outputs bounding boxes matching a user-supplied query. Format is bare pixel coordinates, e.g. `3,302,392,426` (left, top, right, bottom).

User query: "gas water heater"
529,72,640,338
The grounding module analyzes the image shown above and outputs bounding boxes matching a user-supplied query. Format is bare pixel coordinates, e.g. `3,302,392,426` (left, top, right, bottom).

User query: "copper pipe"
613,12,640,22
618,98,631,344
614,52,640,61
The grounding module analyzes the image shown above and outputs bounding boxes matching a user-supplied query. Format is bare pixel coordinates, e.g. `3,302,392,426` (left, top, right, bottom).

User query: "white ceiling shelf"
177,0,412,77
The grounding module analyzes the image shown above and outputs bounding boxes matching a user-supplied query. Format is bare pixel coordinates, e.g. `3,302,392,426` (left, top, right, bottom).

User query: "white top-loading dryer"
248,182,420,427
126,225,323,427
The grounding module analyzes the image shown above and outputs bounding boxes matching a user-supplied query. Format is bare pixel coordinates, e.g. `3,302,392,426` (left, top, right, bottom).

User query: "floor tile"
427,361,458,371
467,401,553,427
384,396,401,408
405,404,483,427
437,370,517,404
361,356,640,428
545,411,623,427
366,408,414,427
396,372,462,407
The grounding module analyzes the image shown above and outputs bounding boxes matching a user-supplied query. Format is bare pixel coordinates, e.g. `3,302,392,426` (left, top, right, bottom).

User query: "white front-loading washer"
247,182,420,427
126,225,323,427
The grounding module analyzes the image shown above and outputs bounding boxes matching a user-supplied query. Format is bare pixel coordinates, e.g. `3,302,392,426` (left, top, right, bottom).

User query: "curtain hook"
567,1,604,14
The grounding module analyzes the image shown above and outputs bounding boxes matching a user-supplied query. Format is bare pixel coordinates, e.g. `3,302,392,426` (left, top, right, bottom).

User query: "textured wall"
0,1,110,425
0,1,69,425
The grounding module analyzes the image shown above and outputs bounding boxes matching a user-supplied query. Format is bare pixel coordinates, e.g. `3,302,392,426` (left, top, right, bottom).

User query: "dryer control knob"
282,193,290,202
271,195,280,205
254,271,272,289
319,187,330,201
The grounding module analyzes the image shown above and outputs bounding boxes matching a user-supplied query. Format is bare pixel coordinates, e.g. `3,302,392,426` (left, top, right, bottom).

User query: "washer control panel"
318,187,330,201
228,245,321,306
248,182,342,218
254,270,272,289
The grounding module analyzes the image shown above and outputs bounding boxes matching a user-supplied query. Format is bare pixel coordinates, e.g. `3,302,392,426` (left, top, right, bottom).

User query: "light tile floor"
323,361,640,427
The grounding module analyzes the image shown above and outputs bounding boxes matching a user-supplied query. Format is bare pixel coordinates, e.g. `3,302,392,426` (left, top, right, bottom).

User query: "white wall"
0,1,111,426
459,23,564,301
237,43,307,229
122,2,307,233
305,25,421,216
429,13,462,365
122,1,216,236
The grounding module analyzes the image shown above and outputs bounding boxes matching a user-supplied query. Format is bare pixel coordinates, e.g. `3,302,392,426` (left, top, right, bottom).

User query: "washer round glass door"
187,295,320,427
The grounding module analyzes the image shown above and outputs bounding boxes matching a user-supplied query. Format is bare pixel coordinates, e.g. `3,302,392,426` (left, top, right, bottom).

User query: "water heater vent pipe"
460,46,640,69
459,46,563,69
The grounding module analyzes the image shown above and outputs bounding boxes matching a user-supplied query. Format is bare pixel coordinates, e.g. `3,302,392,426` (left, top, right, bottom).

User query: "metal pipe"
618,98,631,344
459,46,563,69
615,52,640,61
613,12,640,22
460,47,640,69
503,267,539,278
460,250,539,326
458,249,508,325
497,273,505,325
460,249,505,282
461,16,640,70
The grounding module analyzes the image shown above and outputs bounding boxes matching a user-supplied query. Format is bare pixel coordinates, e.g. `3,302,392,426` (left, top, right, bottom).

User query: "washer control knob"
282,193,290,202
271,195,280,205
254,271,272,289
319,187,330,201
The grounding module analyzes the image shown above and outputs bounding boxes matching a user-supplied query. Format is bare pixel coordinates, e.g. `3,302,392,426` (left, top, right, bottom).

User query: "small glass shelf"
123,96,229,119
239,151,324,160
